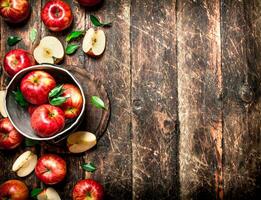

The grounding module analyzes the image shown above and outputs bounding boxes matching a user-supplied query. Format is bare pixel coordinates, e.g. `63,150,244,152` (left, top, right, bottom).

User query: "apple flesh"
3,49,35,77
31,104,65,137
0,90,7,117
77,0,102,7
0,0,30,23
41,0,73,32
37,187,61,200
20,70,56,105
0,118,23,150
0,180,29,200
72,179,104,200
35,154,67,185
60,84,83,119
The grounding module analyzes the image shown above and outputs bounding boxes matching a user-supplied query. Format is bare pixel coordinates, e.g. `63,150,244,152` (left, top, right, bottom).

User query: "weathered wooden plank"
221,0,261,199
177,0,222,199
83,0,132,199
131,0,179,199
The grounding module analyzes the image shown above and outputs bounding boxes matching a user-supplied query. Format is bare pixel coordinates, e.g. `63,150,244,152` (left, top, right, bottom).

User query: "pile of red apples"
0,0,106,199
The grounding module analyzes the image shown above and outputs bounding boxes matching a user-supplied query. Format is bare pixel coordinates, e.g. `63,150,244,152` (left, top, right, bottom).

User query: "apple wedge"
0,90,7,117
82,28,106,57
12,150,37,177
33,36,64,64
37,187,61,200
67,131,97,153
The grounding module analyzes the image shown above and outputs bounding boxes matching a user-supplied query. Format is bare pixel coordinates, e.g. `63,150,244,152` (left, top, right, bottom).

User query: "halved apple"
82,28,106,57
0,90,7,117
67,131,97,153
37,187,61,200
12,150,37,177
33,36,64,64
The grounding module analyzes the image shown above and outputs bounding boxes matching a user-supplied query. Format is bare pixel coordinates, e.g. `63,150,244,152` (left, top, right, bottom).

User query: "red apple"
41,0,73,32
20,70,56,105
72,179,104,200
35,154,67,185
0,179,29,200
28,104,37,116
76,0,102,7
3,49,35,77
0,118,23,150
31,104,65,137
0,0,30,23
60,84,83,119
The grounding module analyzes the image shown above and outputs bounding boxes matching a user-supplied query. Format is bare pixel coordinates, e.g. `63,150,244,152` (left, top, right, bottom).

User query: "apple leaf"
50,96,68,106
81,162,96,173
29,28,37,43
31,188,43,198
49,85,64,98
90,15,112,27
66,30,84,43
25,138,39,147
65,44,79,55
12,89,28,107
7,36,22,46
91,96,106,110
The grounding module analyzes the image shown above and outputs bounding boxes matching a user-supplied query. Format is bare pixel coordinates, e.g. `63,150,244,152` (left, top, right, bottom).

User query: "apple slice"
33,36,64,64
0,90,7,117
12,150,38,177
67,131,97,153
37,187,61,200
82,28,106,57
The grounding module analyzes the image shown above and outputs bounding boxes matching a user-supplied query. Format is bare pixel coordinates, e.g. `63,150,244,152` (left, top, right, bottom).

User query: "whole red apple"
0,0,30,23
20,70,56,105
0,179,29,200
41,0,73,32
3,49,35,77
60,84,83,119
0,118,23,150
77,0,102,7
72,179,104,200
35,154,67,185
31,104,65,137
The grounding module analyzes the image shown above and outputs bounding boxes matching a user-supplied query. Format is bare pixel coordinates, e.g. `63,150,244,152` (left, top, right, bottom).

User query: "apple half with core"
31,104,65,137
77,0,102,7
0,0,30,23
35,154,67,185
41,0,73,32
82,28,106,57
20,70,56,105
37,187,61,200
33,36,64,64
3,49,35,77
0,90,7,117
0,180,29,200
0,118,23,150
72,179,104,200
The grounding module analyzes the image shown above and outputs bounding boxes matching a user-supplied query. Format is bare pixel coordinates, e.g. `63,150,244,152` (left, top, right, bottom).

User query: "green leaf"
81,162,96,173
66,30,84,42
25,138,39,147
49,85,64,98
91,96,106,110
12,89,28,107
29,28,37,43
31,188,43,198
90,15,112,27
65,44,79,55
7,36,22,46
50,96,68,106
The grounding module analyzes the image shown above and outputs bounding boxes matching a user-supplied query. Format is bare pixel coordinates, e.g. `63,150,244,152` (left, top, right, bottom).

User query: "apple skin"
20,70,56,105
0,118,23,150
0,179,29,200
41,0,73,32
76,0,102,7
0,0,30,23
35,154,67,185
3,49,35,77
72,179,104,200
31,104,65,137
28,104,37,116
60,84,83,119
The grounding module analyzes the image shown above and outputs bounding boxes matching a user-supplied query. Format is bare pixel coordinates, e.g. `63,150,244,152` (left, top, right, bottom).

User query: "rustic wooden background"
0,0,260,199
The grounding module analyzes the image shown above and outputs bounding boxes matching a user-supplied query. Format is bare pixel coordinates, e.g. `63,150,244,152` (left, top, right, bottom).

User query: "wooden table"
0,0,260,199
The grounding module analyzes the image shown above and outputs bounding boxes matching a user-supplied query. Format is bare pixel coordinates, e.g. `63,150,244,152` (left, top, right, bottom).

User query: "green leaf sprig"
91,96,106,110
66,31,85,43
29,28,37,43
7,36,22,46
31,188,43,198
82,162,96,173
66,44,79,55
13,89,28,107
90,15,112,27
48,85,68,106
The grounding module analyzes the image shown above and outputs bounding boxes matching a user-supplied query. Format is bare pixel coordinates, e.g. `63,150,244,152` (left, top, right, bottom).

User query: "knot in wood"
239,83,254,104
